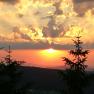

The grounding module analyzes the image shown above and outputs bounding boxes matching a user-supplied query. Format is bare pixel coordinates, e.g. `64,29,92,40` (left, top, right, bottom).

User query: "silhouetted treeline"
0,46,26,94
59,36,89,94
0,35,93,94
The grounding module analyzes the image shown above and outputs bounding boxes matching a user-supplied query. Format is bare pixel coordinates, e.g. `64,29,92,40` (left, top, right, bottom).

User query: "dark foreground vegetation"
0,65,94,94
0,36,94,94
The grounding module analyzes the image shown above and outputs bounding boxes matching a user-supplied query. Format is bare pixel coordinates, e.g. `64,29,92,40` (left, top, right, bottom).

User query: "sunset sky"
0,0,94,69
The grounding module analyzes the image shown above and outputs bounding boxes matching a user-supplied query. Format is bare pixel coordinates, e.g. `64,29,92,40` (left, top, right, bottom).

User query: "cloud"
13,26,32,41
0,0,19,5
0,0,94,49
0,40,93,50
41,0,64,38
53,0,63,15
73,0,94,16
73,0,94,3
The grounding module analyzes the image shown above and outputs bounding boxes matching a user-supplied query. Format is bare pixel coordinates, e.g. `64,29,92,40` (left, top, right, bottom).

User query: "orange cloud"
0,0,94,49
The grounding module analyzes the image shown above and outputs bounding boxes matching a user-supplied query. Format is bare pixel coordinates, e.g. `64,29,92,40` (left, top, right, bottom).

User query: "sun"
46,48,56,53
40,48,57,56
39,48,68,63
40,48,59,57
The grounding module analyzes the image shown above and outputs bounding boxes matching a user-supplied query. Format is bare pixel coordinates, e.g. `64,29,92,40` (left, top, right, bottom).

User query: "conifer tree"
0,45,24,94
61,36,89,94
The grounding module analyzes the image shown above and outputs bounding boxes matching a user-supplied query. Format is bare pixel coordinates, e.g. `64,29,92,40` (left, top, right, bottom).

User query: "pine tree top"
63,36,89,71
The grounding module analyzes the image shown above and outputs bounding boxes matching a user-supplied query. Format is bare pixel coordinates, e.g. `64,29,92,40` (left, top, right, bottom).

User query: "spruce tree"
0,45,24,94
61,36,89,94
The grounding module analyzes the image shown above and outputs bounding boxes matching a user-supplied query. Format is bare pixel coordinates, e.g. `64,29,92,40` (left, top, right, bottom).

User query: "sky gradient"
0,0,94,69
0,49,94,70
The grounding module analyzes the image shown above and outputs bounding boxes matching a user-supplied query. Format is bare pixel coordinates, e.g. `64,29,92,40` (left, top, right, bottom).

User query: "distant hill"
18,66,64,91
15,66,94,94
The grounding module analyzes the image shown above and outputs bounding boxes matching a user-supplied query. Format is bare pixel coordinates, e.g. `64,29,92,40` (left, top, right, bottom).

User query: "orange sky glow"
0,0,94,70
0,49,94,70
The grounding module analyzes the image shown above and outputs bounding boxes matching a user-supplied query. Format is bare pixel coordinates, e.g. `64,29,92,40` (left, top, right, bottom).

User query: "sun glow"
39,49,68,67
40,48,67,58
46,48,56,53
41,48,59,57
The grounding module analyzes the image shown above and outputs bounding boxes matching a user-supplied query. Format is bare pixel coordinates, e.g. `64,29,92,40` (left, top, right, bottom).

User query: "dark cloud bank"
0,0,19,5
73,0,94,16
0,41,93,50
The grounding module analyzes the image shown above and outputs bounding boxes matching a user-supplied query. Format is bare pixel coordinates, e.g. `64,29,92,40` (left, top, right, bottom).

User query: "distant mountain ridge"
19,66,64,91
14,66,94,94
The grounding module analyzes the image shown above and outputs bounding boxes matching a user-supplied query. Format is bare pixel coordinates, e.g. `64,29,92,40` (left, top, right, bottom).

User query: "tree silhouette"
0,45,24,94
15,82,33,94
60,36,89,94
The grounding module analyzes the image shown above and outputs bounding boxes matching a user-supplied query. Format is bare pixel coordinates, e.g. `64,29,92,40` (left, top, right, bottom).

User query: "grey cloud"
42,16,58,38
0,41,50,50
0,0,19,5
73,0,94,3
42,16,65,38
40,1,63,38
18,13,24,18
42,27,50,37
73,0,94,16
53,1,63,15
20,33,32,41
0,41,69,50
13,27,32,41
0,41,93,50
